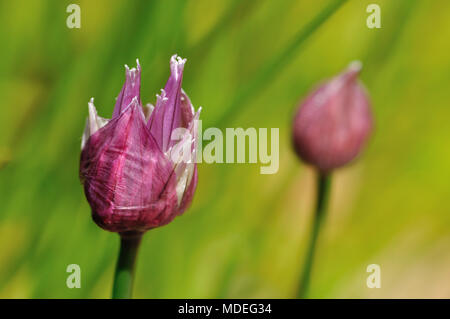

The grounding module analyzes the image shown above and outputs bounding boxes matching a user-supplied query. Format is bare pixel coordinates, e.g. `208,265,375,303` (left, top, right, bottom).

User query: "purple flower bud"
80,55,201,233
292,62,373,173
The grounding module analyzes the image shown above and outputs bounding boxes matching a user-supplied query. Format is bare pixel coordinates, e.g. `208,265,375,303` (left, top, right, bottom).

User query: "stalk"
297,172,332,298
112,232,142,299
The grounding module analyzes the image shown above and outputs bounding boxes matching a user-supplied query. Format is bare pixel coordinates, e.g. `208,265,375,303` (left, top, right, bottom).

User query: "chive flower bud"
292,62,373,172
80,55,200,233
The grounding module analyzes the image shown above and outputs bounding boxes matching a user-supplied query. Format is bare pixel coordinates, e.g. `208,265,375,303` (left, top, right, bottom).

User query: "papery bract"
80,55,200,233
292,62,373,172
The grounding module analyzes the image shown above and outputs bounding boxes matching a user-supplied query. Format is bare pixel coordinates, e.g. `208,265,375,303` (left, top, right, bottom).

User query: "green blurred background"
1,0,450,298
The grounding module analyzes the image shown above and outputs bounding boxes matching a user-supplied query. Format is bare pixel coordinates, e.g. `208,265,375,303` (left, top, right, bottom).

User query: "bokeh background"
1,0,450,298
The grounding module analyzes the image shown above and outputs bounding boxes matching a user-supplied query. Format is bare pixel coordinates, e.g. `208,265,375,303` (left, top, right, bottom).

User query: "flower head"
292,62,373,172
80,55,200,233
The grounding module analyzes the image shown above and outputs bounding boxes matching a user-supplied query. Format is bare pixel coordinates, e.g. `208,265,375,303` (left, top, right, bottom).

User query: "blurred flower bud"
80,55,201,233
292,62,373,172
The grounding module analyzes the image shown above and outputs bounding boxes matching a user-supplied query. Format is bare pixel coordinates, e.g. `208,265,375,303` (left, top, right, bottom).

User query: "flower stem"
297,172,332,298
112,232,142,299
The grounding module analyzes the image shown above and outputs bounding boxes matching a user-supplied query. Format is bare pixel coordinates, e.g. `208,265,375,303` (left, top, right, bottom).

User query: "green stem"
112,232,142,299
297,172,332,298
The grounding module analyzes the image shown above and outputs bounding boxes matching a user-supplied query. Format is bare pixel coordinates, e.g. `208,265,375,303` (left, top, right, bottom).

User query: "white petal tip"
171,54,187,66
348,61,363,72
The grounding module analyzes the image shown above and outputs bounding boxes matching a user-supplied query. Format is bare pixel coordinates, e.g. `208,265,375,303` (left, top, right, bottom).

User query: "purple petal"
169,108,201,212
80,98,178,232
112,60,141,119
178,165,198,214
147,55,189,152
292,62,373,172
179,89,195,127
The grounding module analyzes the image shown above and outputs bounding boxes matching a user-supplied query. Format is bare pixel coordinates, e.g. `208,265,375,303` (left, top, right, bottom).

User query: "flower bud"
292,62,373,172
80,55,201,233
